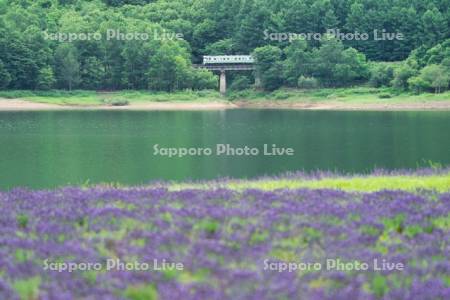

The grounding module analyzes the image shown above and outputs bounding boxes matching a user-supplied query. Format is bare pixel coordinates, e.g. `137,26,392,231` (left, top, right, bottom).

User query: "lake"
0,109,449,189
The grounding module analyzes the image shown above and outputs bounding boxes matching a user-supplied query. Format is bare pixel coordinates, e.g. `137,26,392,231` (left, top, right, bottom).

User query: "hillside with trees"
0,0,448,92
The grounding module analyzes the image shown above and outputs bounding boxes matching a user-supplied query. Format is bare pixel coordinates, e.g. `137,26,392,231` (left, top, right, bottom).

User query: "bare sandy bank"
1,98,450,111
234,100,450,111
0,99,238,111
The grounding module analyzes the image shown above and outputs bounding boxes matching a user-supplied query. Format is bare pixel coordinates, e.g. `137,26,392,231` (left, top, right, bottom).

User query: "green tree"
229,75,251,91
54,44,80,90
283,40,312,87
235,0,270,53
392,64,416,90
309,38,368,86
0,60,11,89
192,69,217,90
0,30,39,89
409,64,449,93
410,39,450,67
204,39,234,55
81,57,104,90
407,76,428,93
147,42,193,91
322,9,339,30
252,45,284,91
369,63,395,88
421,7,446,48
193,19,219,55
425,65,449,93
36,66,56,90
334,47,369,84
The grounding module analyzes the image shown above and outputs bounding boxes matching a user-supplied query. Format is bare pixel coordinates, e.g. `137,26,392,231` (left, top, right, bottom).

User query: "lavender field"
1,172,449,300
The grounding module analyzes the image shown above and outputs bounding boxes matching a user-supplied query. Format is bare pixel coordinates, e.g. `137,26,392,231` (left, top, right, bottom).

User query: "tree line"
252,37,450,92
0,0,448,92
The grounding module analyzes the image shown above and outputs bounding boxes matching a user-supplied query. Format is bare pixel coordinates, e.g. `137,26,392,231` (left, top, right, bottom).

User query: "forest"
0,0,449,93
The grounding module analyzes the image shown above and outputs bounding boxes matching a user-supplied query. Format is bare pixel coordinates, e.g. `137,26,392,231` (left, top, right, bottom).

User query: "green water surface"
0,110,449,189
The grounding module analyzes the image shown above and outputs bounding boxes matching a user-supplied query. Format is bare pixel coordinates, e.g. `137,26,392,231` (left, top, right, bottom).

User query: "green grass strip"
171,173,450,192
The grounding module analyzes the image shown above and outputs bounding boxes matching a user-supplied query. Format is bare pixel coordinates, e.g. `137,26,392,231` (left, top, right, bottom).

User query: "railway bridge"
193,56,257,94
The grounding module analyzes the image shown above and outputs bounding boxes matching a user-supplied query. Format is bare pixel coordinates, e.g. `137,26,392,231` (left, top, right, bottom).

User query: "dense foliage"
366,39,450,93
0,0,448,92
1,174,449,299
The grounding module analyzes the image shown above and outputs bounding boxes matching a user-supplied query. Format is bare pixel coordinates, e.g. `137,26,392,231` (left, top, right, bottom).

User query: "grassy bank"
228,87,450,103
0,88,449,108
0,89,225,105
172,170,450,192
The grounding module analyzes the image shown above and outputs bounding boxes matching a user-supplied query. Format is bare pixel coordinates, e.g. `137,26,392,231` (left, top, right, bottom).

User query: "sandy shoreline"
0,99,238,111
1,98,450,111
234,100,450,111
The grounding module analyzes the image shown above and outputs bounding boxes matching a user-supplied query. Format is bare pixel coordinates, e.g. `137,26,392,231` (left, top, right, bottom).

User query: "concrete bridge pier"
219,70,226,94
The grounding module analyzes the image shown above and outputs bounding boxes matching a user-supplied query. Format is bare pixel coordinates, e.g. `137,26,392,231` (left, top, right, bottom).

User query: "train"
203,55,254,64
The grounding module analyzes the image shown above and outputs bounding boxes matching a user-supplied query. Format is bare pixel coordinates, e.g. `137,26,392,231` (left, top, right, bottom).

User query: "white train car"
203,55,254,64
